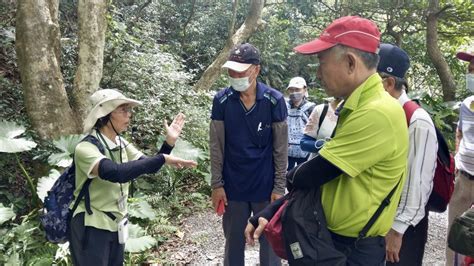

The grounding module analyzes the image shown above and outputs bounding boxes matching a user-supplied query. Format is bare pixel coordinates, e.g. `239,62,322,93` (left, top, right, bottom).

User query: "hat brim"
294,39,336,55
222,61,252,72
457,52,474,62
83,98,142,133
286,84,306,89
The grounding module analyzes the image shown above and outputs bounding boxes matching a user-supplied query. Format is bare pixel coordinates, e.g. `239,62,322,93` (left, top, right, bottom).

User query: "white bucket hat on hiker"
83,89,142,133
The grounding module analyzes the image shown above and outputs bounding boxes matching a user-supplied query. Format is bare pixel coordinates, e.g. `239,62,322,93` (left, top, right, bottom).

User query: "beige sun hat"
83,89,142,133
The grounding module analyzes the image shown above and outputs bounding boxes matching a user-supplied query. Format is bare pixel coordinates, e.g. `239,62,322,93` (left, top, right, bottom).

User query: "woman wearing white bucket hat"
69,89,197,265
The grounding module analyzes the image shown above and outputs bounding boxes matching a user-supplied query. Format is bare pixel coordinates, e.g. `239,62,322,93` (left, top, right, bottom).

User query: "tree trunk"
72,0,108,123
426,0,456,101
193,0,264,91
16,0,80,139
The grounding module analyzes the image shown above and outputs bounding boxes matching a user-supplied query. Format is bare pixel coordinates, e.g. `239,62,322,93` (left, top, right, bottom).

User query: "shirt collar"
397,90,410,106
93,129,124,150
343,73,383,112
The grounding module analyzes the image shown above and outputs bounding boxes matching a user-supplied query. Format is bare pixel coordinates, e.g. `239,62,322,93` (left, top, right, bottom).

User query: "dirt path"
159,209,449,265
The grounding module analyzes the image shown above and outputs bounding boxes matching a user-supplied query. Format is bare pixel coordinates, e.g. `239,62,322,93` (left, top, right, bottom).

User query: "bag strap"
357,176,402,241
71,135,105,216
316,103,329,136
402,100,420,126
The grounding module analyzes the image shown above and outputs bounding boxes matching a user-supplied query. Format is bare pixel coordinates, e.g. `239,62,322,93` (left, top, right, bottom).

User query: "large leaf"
48,134,85,167
128,199,157,220
168,139,203,161
0,204,16,225
36,169,61,203
125,223,157,253
0,120,37,153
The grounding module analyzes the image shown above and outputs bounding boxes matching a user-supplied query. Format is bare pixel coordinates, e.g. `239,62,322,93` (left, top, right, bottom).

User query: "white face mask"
229,76,250,92
467,73,474,93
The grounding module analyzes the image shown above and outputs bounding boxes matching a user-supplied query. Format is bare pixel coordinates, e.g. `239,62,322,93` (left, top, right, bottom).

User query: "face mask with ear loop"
229,66,257,92
229,76,250,92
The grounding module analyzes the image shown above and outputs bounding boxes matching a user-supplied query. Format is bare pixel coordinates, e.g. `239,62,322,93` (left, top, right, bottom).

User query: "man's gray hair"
334,44,380,69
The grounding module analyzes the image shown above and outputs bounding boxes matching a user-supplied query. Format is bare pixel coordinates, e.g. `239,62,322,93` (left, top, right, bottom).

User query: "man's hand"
271,193,283,202
244,217,269,246
211,187,227,212
385,228,403,263
164,113,185,146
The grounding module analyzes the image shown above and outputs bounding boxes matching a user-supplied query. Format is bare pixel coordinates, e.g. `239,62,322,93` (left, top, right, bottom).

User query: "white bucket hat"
83,89,142,133
287,77,307,89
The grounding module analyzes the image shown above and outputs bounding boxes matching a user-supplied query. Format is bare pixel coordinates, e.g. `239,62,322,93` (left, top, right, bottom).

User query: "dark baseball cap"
377,43,410,79
457,51,474,62
222,43,260,72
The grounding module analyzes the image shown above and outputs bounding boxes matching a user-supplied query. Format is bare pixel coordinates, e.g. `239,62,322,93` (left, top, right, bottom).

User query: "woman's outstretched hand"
164,113,185,146
163,154,197,169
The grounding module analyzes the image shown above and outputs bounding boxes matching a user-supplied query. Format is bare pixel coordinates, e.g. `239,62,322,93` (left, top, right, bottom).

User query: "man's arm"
391,118,438,234
287,154,342,189
272,121,288,196
210,120,225,189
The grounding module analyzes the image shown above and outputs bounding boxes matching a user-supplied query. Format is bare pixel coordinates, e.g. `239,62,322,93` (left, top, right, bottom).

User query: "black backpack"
281,178,401,265
281,188,346,265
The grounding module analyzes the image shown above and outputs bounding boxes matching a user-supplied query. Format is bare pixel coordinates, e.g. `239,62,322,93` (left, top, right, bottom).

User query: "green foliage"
47,134,85,167
0,211,61,265
411,90,459,150
36,169,60,203
0,203,15,225
125,223,157,253
0,121,37,153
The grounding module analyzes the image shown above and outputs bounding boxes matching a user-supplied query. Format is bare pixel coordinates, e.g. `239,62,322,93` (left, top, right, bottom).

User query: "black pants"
386,214,429,266
69,212,124,266
331,231,386,266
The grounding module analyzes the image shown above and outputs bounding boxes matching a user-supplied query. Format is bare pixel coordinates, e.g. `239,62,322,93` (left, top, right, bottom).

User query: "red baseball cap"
456,51,474,62
294,16,380,55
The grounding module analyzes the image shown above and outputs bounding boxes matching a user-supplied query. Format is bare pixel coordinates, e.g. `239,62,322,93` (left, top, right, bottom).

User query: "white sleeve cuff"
392,220,409,234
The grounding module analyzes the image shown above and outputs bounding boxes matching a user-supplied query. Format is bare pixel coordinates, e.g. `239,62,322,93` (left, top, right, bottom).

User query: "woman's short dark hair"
93,114,111,130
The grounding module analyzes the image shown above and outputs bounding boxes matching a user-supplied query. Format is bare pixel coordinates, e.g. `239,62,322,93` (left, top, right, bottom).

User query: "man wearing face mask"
286,77,316,170
446,49,474,266
209,43,288,266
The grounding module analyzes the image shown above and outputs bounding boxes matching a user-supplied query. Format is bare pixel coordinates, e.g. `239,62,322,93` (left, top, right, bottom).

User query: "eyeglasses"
113,107,133,115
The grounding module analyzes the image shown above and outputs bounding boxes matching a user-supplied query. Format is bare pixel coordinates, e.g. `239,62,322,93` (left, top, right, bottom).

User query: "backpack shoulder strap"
82,135,105,155
71,135,106,215
402,100,420,126
357,176,402,241
317,103,329,132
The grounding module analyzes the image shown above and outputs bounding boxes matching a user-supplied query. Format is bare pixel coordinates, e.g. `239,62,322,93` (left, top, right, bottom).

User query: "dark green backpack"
448,208,474,257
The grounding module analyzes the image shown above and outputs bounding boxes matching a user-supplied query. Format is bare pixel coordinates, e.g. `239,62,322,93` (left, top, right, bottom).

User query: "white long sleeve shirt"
392,91,438,234
455,96,474,174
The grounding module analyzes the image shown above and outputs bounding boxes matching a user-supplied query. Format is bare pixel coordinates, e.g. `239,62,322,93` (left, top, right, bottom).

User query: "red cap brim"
294,39,336,55
457,52,474,62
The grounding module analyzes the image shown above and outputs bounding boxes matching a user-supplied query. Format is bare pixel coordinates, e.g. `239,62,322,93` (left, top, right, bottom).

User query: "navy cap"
222,43,260,72
377,43,410,79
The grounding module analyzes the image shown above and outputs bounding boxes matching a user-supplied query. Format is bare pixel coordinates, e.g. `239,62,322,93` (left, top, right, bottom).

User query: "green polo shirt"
72,130,143,232
319,73,408,237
